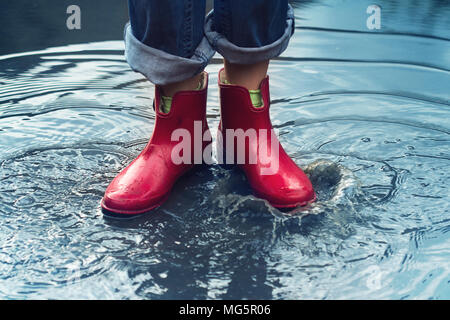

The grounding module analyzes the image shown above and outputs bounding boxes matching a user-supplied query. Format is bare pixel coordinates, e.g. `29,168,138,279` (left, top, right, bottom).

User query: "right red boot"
217,69,316,209
101,72,210,217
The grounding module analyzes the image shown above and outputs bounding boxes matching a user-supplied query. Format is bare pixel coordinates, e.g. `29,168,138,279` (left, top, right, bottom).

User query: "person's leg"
207,0,292,89
212,0,289,90
129,0,205,58
207,1,316,208
223,59,269,93
213,0,289,49
102,0,212,217
126,0,214,94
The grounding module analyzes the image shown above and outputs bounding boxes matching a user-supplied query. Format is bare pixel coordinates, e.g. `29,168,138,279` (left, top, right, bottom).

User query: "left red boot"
101,72,210,217
217,69,316,208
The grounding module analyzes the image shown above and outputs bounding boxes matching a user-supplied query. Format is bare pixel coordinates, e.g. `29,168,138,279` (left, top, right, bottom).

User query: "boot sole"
100,193,169,219
268,192,317,210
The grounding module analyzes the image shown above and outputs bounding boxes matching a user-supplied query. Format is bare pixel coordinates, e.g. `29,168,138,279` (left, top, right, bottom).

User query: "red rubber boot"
218,69,316,208
101,72,210,217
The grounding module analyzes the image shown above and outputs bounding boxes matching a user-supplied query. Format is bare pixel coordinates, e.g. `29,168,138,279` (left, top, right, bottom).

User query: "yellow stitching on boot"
160,96,173,114
249,89,263,108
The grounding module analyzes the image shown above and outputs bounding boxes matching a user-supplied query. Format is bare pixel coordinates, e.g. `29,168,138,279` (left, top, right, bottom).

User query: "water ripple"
0,33,448,299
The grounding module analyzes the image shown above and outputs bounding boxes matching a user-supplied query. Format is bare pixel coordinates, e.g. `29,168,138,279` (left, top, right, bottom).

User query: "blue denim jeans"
125,0,295,85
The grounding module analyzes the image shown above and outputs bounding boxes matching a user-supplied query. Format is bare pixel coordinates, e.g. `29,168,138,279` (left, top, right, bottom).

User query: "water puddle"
0,3,449,299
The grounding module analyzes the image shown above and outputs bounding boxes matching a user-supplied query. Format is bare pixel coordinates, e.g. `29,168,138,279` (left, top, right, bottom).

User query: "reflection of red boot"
218,69,316,208
101,72,210,217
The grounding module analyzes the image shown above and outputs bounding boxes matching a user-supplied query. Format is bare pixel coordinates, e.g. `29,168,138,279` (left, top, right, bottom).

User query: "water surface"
0,0,449,299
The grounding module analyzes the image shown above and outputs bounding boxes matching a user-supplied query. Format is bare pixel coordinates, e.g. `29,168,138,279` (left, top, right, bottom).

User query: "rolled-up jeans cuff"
124,23,215,86
204,4,295,64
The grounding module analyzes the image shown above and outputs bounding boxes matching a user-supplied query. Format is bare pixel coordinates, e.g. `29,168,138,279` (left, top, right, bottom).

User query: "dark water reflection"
0,0,449,299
